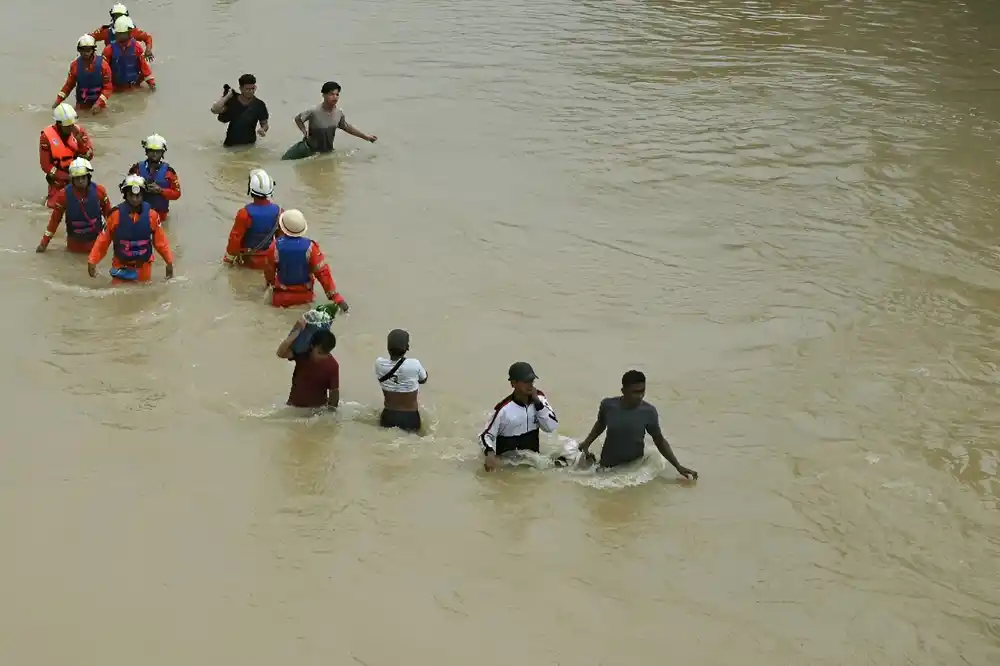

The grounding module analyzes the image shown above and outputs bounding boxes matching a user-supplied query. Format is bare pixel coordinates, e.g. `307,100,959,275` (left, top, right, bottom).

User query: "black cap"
387,329,409,349
508,361,537,382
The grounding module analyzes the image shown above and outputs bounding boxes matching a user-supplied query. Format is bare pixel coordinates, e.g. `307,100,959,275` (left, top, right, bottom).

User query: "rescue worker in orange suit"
53,35,113,114
36,158,113,254
263,209,350,310
103,16,156,93
90,4,154,61
88,174,175,284
224,169,282,270
40,104,94,208
127,134,179,220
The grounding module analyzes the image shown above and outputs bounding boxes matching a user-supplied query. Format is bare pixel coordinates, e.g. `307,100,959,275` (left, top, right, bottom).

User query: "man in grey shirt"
294,81,377,154
577,370,698,478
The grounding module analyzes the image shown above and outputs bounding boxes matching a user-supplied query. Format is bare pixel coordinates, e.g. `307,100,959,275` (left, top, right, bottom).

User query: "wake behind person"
283,81,376,160
479,362,558,472
375,329,428,433
577,370,698,479
276,318,340,410
211,74,269,147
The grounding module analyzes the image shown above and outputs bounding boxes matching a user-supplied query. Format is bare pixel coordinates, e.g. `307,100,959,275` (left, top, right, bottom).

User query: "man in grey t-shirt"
293,81,377,154
577,370,698,478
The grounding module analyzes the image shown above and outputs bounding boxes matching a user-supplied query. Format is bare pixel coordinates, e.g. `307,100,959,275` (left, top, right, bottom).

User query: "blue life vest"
63,183,104,241
110,40,139,86
241,201,280,251
75,56,104,106
137,161,170,213
276,236,312,286
113,202,154,264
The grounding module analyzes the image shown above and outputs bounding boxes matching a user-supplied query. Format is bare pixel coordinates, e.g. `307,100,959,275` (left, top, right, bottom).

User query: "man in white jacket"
480,362,559,472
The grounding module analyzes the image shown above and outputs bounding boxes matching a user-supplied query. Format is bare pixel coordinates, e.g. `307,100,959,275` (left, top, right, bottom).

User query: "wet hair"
238,74,256,86
321,81,341,94
310,329,336,353
622,370,646,388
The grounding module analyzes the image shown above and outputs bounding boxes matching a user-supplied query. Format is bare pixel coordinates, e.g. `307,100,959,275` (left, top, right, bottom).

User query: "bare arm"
648,417,698,479
327,388,340,411
577,403,607,454
276,319,305,359
211,90,233,115
341,120,376,143
294,111,309,138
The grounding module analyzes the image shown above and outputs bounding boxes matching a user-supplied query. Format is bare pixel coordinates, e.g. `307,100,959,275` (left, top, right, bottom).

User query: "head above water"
508,361,537,400
109,3,129,20
387,329,410,358
142,133,166,163
238,73,257,99
120,174,145,207
309,329,336,360
620,369,646,407
113,16,133,43
52,102,77,135
77,34,97,59
321,81,341,109
68,158,93,190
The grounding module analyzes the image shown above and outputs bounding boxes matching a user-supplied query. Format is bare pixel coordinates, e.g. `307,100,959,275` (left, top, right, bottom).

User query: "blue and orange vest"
63,183,104,241
75,56,104,106
137,161,170,213
110,40,139,86
275,236,312,287
242,201,280,251
113,202,153,264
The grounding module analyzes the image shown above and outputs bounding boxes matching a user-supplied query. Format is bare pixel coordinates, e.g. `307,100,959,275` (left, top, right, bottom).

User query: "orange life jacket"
43,125,77,171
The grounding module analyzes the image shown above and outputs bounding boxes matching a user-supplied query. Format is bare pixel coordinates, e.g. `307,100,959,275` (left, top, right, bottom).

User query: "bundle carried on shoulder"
288,304,338,355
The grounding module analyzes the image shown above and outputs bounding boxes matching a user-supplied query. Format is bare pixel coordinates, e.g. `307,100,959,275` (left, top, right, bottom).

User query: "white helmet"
68,158,94,178
141,134,167,152
52,103,78,126
121,174,146,195
113,16,134,33
278,209,308,237
77,34,97,49
110,3,129,17
248,169,275,197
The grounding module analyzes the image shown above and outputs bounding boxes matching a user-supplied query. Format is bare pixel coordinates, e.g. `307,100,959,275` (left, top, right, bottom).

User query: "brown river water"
2,0,1000,663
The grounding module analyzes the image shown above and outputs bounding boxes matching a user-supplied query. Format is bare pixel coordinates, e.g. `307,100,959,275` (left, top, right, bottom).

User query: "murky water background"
2,0,1000,663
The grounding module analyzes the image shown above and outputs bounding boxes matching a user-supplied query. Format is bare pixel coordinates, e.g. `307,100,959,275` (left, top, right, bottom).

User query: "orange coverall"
127,162,181,219
263,238,343,308
102,40,156,91
39,183,114,253
224,197,284,270
54,56,114,110
88,205,174,284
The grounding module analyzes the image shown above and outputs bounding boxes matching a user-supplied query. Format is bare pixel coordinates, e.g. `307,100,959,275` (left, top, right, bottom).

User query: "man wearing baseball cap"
479,362,559,472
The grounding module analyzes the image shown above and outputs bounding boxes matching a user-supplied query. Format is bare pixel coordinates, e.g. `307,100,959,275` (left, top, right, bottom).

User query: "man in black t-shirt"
210,73,269,147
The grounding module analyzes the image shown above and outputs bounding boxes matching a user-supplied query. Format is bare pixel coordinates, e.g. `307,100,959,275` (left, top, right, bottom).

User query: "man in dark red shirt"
276,318,339,409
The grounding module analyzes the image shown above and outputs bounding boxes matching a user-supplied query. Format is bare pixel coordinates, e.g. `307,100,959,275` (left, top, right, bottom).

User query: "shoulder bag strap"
378,357,407,383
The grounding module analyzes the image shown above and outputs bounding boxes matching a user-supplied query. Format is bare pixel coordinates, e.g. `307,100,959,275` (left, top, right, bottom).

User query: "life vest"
42,126,77,171
75,56,104,106
137,161,170,213
112,202,154,264
110,39,139,86
63,183,104,241
275,236,313,287
241,201,280,251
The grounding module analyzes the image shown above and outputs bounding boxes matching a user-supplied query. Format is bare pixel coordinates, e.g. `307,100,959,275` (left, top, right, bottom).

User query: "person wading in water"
374,329,428,433
276,318,340,411
576,370,698,479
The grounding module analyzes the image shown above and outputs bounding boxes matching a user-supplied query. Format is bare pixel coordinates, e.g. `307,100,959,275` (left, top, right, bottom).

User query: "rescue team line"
32,5,700,479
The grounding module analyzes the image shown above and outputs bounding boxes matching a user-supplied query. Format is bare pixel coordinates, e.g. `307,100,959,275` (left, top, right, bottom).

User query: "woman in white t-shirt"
374,329,428,433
